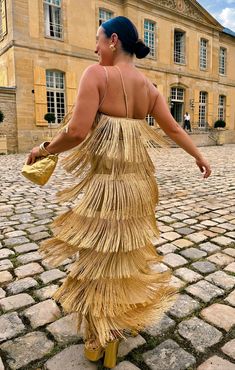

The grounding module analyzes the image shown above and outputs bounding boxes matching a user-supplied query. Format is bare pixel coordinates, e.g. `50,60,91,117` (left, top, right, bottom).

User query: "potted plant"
213,120,226,145
44,113,56,139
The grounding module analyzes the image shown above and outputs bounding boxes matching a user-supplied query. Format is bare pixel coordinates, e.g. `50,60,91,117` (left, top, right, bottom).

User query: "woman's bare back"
98,65,151,119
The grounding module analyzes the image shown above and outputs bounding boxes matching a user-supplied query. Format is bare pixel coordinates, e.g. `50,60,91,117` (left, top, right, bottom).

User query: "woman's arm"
27,64,103,164
148,84,211,178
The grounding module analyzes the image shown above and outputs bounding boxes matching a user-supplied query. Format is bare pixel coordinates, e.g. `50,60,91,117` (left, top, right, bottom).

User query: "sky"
197,0,235,31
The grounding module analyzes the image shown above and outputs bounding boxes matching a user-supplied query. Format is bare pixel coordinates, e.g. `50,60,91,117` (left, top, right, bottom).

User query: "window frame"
44,0,63,41
199,38,208,70
98,8,113,26
170,87,184,102
174,30,186,65
199,91,208,127
144,19,156,59
46,70,66,124
218,95,226,121
219,47,227,75
146,114,155,126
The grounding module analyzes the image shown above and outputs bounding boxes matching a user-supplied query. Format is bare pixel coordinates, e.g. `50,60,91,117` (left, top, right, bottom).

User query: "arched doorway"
170,87,185,125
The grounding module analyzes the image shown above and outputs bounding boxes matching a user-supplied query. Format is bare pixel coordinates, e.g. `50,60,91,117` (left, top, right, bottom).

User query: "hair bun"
134,39,150,59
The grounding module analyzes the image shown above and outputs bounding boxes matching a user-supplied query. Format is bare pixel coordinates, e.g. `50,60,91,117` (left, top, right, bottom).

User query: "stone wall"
224,130,235,144
0,87,17,153
160,128,235,148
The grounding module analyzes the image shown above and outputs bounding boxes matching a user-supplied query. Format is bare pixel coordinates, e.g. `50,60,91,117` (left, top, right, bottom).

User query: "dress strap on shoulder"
98,66,108,109
114,65,129,118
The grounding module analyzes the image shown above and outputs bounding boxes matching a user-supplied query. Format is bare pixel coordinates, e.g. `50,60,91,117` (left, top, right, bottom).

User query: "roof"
222,27,235,38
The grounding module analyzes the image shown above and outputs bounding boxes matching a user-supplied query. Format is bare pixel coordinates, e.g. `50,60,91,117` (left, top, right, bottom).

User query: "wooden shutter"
194,89,200,125
66,72,77,113
34,66,47,126
207,91,213,126
226,94,230,129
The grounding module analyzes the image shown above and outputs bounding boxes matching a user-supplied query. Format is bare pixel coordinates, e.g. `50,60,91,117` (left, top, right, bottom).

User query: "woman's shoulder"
82,63,106,77
79,64,107,89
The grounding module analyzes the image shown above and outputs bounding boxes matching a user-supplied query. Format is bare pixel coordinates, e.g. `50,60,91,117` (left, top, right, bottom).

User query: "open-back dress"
39,66,178,347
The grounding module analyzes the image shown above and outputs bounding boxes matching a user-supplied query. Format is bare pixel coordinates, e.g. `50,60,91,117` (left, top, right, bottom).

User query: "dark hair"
102,16,150,59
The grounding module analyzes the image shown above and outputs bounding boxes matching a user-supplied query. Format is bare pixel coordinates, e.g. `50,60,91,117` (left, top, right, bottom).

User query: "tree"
44,113,56,123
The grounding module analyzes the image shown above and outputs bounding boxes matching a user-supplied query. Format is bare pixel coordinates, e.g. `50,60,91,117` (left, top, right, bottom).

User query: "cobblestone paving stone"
0,145,234,369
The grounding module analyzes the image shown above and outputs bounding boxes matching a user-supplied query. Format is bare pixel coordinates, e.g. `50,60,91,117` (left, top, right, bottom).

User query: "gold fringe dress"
39,67,178,347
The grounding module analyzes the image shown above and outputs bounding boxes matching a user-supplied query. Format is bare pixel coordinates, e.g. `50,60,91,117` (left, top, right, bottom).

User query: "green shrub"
214,119,226,128
44,112,56,123
0,110,4,123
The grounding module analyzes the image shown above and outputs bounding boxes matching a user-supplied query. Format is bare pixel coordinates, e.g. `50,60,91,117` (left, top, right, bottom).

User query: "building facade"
0,0,235,153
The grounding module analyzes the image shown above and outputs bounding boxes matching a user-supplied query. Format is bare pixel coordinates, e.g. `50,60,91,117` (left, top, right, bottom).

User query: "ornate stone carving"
157,0,176,11
176,0,185,12
184,0,202,21
156,0,205,22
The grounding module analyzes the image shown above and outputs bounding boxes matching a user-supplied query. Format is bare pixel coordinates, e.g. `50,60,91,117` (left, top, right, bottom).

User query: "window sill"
174,61,186,66
146,55,156,60
44,35,64,42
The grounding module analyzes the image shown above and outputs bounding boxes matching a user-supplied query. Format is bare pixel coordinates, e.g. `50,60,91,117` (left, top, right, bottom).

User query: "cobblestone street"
0,144,235,370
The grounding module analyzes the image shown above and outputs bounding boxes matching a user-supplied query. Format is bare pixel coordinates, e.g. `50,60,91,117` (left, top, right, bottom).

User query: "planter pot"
216,128,226,146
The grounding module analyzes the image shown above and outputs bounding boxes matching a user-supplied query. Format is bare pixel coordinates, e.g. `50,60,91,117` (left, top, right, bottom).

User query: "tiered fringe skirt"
39,114,178,346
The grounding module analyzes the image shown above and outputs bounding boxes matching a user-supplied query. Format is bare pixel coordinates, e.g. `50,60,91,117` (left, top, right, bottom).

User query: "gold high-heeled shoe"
131,330,138,337
103,339,120,368
84,340,104,362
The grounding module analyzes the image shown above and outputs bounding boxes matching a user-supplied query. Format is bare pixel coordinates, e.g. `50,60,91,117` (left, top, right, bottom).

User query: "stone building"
0,0,235,153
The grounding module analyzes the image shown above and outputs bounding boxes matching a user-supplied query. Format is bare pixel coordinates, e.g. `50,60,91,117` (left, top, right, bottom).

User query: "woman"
27,16,211,368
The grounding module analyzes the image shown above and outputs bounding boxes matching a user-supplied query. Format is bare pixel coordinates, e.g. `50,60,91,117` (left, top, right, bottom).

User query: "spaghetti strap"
114,65,129,118
98,66,108,109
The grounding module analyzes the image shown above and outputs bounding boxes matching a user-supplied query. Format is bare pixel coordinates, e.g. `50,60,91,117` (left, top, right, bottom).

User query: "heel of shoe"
131,330,138,337
103,340,119,368
84,344,104,362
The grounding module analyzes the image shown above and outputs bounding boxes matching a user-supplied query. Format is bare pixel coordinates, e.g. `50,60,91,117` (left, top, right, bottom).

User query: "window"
219,47,226,75
171,87,184,102
174,31,185,64
44,0,63,39
144,20,156,58
199,91,207,127
0,0,7,39
218,95,226,120
46,70,65,123
146,115,155,126
99,8,113,26
200,39,208,70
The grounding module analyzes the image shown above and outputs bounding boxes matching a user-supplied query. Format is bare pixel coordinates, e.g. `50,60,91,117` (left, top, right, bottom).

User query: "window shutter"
194,90,200,125
34,66,47,126
208,92,213,126
226,94,230,128
66,72,77,113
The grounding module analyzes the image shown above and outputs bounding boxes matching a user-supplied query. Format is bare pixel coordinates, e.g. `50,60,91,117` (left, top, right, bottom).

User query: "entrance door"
171,102,184,124
170,87,185,126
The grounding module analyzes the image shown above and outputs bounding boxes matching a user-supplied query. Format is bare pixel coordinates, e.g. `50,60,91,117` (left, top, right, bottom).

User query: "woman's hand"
26,146,42,165
195,157,211,178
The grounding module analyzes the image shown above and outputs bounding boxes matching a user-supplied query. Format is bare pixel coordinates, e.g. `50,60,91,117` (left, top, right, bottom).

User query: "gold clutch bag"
21,154,58,186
